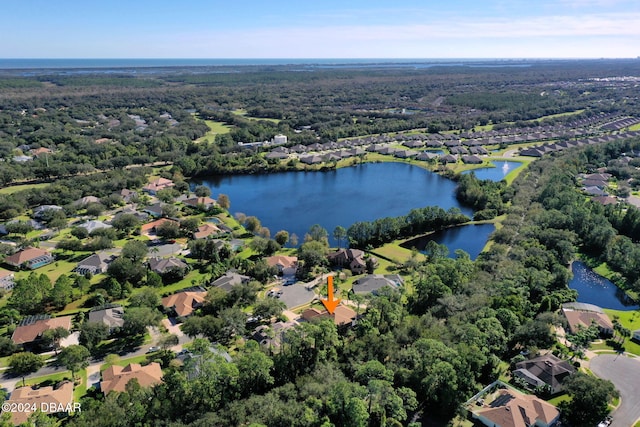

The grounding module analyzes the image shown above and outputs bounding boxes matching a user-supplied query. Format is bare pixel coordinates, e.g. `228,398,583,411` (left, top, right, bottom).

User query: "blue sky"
3,0,639,58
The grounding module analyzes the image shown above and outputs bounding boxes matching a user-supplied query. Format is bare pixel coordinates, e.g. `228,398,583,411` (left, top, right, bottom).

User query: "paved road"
590,354,640,427
1,325,189,394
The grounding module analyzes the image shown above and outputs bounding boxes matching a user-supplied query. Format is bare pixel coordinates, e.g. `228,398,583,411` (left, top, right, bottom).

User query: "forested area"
2,61,640,426
1,60,640,185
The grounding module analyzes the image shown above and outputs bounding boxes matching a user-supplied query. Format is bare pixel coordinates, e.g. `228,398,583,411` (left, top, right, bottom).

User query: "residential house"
88,305,125,333
193,223,222,239
73,195,101,207
327,248,375,275
142,178,175,195
143,202,164,218
461,155,483,164
440,154,458,163
162,287,207,317
472,388,560,427
252,320,299,347
183,196,217,210
115,188,138,203
77,220,112,234
148,257,189,275
4,247,54,270
0,268,15,290
266,255,298,276
30,147,53,158
140,218,179,236
513,354,576,394
301,306,357,327
351,274,403,295
210,270,251,292
11,315,73,347
5,382,74,425
592,195,618,206
100,362,163,395
32,205,63,219
561,303,614,335
74,252,116,275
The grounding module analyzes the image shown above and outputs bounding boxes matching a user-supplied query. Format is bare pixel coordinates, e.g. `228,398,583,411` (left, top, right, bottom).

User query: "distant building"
142,178,175,195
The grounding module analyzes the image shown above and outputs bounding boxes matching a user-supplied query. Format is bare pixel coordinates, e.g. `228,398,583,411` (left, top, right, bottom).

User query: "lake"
400,223,495,260
463,161,523,181
568,261,639,310
195,163,474,246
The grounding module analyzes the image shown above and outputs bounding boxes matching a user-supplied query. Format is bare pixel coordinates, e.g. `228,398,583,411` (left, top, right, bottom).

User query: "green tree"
252,297,286,320
123,307,162,335
9,352,44,387
274,230,289,246
79,321,109,352
9,273,51,315
58,344,90,380
156,220,181,240
217,194,230,210
194,185,211,198
559,372,618,426
49,275,74,310
245,216,261,233
333,226,346,248
111,214,141,235
41,327,70,355
121,240,148,263
236,341,274,397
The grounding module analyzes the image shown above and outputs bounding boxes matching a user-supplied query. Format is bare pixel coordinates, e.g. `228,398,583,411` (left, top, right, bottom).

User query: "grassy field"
194,117,232,143
232,109,281,123
0,182,50,195
371,241,425,264
599,308,640,356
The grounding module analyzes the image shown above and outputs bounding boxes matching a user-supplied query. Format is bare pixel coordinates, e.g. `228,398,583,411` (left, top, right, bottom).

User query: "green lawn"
231,109,281,123
0,182,50,195
547,393,570,406
600,309,640,356
193,116,232,143
100,354,149,371
371,242,425,264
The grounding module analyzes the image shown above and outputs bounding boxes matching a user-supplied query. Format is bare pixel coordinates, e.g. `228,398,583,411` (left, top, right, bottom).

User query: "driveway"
590,354,640,427
276,283,317,309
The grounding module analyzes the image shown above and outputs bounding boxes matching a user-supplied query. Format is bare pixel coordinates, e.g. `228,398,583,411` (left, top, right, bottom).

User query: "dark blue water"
462,161,523,181
400,223,494,260
569,261,639,310
195,163,473,247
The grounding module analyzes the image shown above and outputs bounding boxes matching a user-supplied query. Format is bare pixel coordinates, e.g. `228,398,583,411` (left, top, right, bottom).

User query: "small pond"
463,161,523,181
401,223,495,260
568,261,639,310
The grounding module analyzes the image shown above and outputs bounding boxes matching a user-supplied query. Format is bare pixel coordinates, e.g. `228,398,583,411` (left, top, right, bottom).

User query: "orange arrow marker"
321,276,341,314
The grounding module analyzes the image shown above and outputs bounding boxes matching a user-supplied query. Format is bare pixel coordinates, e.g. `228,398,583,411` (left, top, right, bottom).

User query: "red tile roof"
100,362,163,395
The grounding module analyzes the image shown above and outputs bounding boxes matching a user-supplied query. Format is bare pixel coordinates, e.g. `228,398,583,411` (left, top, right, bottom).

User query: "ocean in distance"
0,57,537,71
